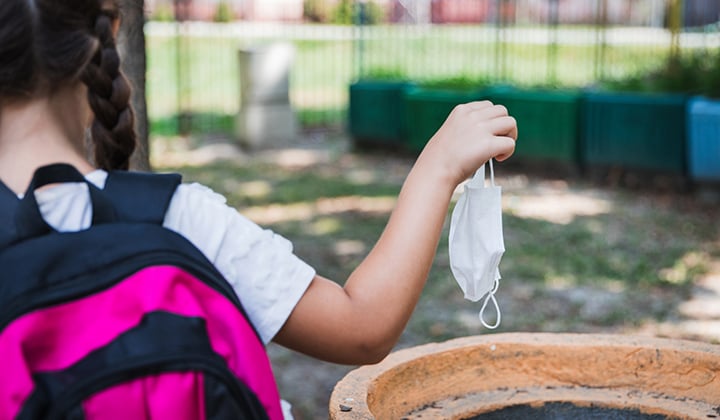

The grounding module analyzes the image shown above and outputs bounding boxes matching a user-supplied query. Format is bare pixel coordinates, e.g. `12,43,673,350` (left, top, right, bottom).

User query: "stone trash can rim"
329,332,720,419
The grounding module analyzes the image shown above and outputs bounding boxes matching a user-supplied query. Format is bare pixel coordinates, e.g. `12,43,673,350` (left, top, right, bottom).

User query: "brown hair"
0,0,136,170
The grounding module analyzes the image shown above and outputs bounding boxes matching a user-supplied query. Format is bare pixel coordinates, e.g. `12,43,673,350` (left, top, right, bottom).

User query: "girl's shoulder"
163,179,278,263
164,180,258,232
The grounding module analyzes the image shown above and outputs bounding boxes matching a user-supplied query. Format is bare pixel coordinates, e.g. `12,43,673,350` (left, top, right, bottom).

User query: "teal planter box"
490,89,582,164
582,92,688,174
349,81,412,147
688,96,720,182
404,88,491,153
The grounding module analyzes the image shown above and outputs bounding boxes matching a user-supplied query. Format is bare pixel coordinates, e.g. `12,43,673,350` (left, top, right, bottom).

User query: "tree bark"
118,0,152,171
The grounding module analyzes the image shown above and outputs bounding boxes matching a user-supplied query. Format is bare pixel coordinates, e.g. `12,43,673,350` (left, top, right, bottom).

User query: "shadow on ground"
152,132,720,420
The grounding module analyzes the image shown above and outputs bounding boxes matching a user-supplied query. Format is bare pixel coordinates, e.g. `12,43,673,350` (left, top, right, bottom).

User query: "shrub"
361,1,386,25
150,3,175,22
304,0,332,23
361,68,407,81
701,52,720,98
214,2,234,22
331,0,385,25
330,0,353,25
601,51,720,97
419,76,492,91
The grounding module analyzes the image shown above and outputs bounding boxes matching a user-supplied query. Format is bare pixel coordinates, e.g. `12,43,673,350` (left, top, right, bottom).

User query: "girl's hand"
275,101,517,365
420,100,517,187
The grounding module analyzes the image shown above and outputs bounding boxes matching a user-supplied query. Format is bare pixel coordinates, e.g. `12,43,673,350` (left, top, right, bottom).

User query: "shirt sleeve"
162,182,316,344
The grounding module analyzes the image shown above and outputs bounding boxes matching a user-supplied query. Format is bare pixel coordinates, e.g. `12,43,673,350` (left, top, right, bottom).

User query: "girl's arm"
273,101,517,365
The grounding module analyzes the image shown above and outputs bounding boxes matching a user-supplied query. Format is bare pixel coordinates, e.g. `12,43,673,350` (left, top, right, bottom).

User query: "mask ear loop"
479,276,501,329
488,159,495,187
471,159,501,329
480,160,499,329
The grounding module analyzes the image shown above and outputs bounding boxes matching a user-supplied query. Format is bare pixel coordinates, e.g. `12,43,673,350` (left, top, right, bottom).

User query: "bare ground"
152,132,720,420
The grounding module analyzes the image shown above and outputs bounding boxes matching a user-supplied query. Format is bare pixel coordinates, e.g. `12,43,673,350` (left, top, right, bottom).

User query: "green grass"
173,161,400,206
147,36,239,117
162,157,402,281
502,208,712,288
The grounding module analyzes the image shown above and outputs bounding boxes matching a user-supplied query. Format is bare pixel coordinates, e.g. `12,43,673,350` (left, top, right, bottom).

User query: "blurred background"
135,1,720,418
141,0,719,133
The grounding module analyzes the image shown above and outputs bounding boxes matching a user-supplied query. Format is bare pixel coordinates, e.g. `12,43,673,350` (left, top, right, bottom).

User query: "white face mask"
448,160,505,329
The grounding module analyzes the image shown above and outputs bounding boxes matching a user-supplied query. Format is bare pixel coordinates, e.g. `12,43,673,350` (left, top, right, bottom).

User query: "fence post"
668,0,684,62
174,0,191,135
494,0,509,83
594,0,608,81
354,0,366,79
548,0,559,86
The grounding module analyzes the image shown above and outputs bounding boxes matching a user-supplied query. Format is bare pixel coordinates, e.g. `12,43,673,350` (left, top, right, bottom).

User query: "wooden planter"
582,92,688,174
490,88,583,165
687,96,720,182
348,81,413,148
330,333,720,419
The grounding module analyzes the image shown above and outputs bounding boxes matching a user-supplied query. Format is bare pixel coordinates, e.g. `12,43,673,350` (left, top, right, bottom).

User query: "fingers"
487,115,517,139
490,136,516,162
507,123,518,141
462,100,494,111
471,103,509,121
458,101,508,120
468,102,517,161
468,103,518,139
445,100,518,165
463,103,516,136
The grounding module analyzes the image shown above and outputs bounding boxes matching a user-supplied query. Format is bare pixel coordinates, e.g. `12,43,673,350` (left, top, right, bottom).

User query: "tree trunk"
118,0,152,171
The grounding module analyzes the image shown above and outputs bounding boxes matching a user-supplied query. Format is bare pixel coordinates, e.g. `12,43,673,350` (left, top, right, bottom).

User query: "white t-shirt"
32,170,316,345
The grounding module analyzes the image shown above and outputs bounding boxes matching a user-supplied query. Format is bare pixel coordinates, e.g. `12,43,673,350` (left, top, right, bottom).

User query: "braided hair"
0,0,136,171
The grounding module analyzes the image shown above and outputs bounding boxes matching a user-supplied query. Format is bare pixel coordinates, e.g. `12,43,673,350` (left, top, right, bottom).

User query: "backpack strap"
0,181,19,248
103,170,182,225
1,164,118,248
0,165,182,248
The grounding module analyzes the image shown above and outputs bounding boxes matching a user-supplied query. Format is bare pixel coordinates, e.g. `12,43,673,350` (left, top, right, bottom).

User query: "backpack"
0,164,283,420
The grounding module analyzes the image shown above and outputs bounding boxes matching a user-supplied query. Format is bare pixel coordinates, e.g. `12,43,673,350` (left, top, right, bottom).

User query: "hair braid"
81,7,136,171
0,0,37,98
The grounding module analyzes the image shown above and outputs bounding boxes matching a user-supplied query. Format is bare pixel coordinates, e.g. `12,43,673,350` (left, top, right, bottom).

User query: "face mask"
448,159,505,329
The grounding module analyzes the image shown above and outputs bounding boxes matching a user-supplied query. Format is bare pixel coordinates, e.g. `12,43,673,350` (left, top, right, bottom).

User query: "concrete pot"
236,43,297,149
330,333,720,419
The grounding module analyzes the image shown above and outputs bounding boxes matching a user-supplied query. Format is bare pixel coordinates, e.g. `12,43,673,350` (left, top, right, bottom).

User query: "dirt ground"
152,131,720,420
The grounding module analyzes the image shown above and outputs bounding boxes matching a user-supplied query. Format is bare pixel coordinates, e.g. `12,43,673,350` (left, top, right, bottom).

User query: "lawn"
152,133,720,419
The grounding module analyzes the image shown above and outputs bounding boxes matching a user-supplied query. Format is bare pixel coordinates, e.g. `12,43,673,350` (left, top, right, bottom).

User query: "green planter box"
404,88,491,153
687,96,720,182
349,81,413,147
490,88,582,164
582,92,688,174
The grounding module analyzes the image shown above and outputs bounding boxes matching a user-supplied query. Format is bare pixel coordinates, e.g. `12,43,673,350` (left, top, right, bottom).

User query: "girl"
0,0,516,417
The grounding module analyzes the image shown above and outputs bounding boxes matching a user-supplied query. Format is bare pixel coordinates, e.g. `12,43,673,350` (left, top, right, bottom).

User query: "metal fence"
144,0,720,137
146,21,357,135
